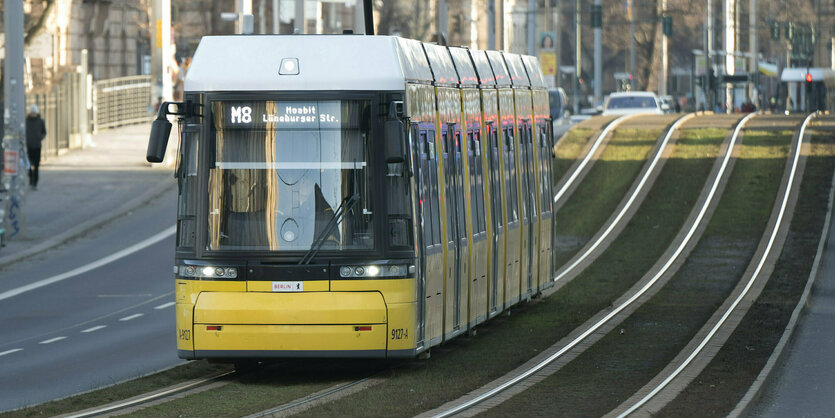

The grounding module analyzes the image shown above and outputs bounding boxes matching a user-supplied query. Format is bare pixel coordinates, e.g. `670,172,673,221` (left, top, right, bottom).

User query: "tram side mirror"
146,118,172,163
384,119,409,175
147,101,186,163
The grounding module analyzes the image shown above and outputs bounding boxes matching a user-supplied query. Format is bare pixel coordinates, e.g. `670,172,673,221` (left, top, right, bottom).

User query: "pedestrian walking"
25,104,46,189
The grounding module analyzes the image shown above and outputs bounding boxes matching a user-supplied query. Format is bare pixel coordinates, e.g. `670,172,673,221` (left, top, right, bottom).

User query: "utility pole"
574,0,580,114
487,0,495,50
555,0,561,88
749,0,758,108
706,0,713,109
593,0,602,105
437,0,449,44
724,0,735,112
661,0,668,96
152,0,173,102
354,0,365,34
273,0,279,34
2,0,27,239
629,0,635,90
295,0,305,33
528,0,537,56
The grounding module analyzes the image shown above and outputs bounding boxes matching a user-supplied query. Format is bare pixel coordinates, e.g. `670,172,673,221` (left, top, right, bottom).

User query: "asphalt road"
751,188,835,417
0,190,182,412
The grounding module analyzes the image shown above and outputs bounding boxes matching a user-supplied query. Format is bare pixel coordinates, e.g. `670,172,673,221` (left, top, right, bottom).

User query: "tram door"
416,125,443,346
486,122,505,316
442,124,468,335
519,122,537,295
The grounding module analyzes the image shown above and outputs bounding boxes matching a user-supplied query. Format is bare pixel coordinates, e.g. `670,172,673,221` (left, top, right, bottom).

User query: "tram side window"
427,131,442,246
442,130,455,243
474,131,486,234
419,131,435,247
387,140,413,250
490,127,504,229
504,127,519,223
519,126,529,221
455,131,467,239
469,131,486,234
177,128,199,248
539,127,551,214
525,124,536,220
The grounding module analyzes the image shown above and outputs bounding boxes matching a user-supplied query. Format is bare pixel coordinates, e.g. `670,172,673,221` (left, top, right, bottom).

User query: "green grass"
659,132,835,417
1,361,230,417
485,129,792,417
555,128,661,267
553,128,593,183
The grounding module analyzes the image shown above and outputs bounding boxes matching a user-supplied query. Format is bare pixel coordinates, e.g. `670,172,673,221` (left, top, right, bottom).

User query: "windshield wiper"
299,193,360,265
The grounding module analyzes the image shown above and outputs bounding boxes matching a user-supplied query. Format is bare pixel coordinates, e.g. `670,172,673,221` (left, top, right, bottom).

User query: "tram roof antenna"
364,0,374,35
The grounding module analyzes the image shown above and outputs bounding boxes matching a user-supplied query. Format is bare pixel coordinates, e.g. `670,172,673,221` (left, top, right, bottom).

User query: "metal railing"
25,74,154,161
93,75,153,130
27,71,86,159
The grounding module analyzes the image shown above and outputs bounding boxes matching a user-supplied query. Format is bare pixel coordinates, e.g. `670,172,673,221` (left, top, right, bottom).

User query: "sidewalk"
0,123,176,267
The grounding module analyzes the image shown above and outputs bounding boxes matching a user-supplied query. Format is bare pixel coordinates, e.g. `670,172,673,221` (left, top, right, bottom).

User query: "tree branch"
24,0,56,47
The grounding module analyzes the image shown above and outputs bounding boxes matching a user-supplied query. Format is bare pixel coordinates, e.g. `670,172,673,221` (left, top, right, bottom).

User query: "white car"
602,92,664,116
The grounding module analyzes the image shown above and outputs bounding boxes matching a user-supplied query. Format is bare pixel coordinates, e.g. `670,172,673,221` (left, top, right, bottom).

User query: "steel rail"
553,114,639,204
64,370,235,418
553,113,694,283
615,112,816,417
431,112,757,418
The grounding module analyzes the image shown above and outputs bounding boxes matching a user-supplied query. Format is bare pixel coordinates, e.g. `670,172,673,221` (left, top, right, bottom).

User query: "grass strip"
555,128,661,268
553,128,593,183
281,128,724,417
0,361,230,418
484,130,791,417
659,132,835,417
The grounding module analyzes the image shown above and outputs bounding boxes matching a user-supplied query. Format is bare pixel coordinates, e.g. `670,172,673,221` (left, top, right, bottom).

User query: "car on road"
602,91,664,116
548,87,570,124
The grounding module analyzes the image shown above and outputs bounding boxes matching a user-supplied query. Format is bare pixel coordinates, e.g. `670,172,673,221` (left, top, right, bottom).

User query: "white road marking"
0,349,23,357
154,302,176,310
119,313,144,322
0,226,176,302
39,337,67,344
81,325,107,333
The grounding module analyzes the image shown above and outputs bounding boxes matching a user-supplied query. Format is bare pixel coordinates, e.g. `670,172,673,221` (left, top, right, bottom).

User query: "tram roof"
184,35,542,92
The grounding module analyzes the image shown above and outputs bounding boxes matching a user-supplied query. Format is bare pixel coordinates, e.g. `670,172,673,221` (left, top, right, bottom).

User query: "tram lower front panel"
175,279,418,359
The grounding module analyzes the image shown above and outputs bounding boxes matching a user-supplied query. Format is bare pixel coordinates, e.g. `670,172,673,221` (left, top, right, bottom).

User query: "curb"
730,143,835,417
0,177,175,268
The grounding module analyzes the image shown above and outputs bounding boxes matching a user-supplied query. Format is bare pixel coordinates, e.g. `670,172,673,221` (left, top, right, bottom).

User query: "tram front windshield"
208,100,374,252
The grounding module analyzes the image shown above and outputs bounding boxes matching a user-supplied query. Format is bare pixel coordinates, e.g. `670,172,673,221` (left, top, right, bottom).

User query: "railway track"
48,113,829,418
422,113,823,417
61,370,235,417
550,113,692,288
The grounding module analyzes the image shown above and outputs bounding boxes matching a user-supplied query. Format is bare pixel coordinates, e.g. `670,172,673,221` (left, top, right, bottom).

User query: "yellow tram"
147,34,555,360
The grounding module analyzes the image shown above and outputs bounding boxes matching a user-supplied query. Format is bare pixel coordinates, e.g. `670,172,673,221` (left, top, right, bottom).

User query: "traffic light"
770,21,780,40
662,16,673,36
786,22,794,41
806,72,813,83
590,5,603,29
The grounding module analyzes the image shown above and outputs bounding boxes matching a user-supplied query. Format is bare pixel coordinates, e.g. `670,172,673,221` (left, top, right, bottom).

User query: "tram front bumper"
187,291,388,359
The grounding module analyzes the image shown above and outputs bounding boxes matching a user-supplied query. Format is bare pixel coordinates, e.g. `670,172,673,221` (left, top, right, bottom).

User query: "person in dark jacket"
26,104,46,189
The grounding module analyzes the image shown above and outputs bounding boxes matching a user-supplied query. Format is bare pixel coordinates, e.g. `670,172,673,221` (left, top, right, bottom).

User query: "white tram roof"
184,35,545,92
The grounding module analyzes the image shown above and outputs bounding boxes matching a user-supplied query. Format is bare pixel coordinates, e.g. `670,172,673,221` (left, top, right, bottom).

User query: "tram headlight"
178,265,239,279
337,264,410,278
